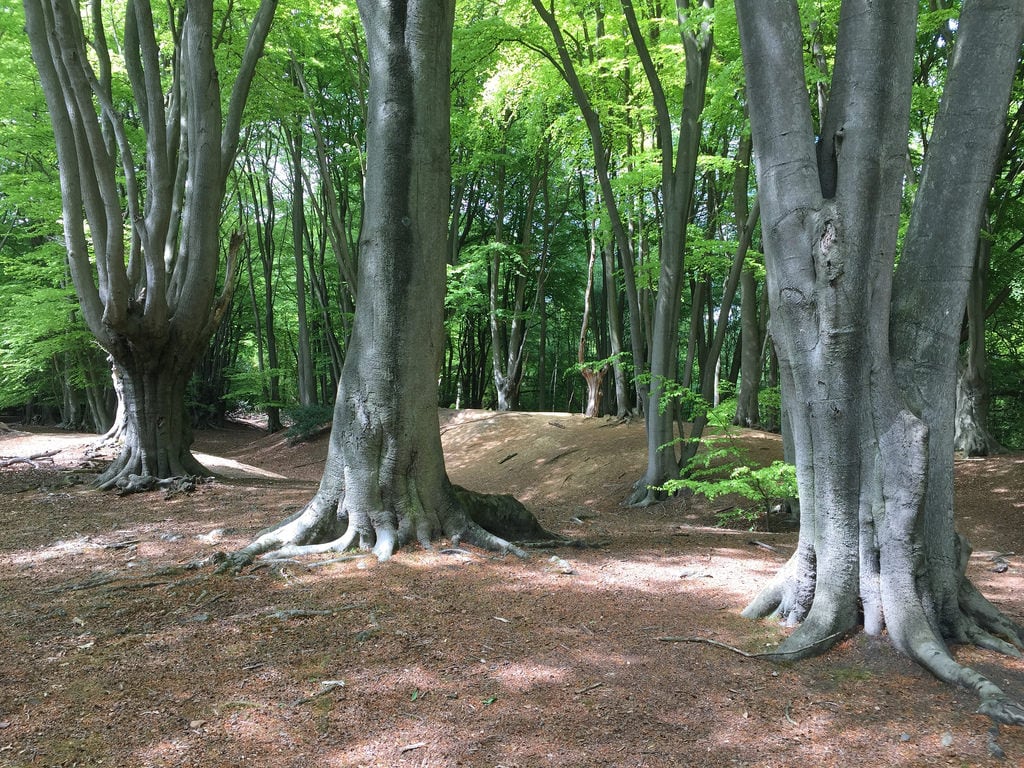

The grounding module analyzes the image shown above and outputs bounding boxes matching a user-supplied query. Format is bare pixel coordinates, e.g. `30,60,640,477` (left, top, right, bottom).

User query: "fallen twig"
657,631,846,660
293,679,345,705
399,741,426,754
575,682,604,694
0,449,60,468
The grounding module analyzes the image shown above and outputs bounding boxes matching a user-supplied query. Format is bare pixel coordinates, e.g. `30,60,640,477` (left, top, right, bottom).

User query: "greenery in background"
284,403,335,444
0,0,1020,448
660,393,797,531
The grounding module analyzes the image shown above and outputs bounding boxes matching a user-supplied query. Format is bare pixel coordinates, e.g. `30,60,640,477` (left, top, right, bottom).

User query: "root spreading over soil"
1,409,1022,767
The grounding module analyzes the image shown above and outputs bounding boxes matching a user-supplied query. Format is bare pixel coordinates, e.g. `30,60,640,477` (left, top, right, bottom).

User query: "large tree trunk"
223,0,553,570
736,0,1024,724
24,0,276,487
96,359,207,488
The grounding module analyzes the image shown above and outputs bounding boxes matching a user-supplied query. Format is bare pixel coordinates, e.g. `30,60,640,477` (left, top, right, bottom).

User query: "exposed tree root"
742,546,1024,725
95,445,211,491
217,483,569,574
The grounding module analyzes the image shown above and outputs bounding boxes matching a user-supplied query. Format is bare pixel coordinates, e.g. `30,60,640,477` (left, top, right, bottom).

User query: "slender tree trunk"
289,127,317,408
533,0,648,410
579,227,607,417
733,267,762,428
623,0,714,505
954,233,1002,455
602,241,631,416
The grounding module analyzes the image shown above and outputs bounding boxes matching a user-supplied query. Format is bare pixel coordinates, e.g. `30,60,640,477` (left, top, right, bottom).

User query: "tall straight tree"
223,0,551,568
735,0,1024,721
23,0,277,488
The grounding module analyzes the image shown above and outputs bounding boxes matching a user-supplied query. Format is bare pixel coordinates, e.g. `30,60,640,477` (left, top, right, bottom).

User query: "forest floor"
0,411,1023,767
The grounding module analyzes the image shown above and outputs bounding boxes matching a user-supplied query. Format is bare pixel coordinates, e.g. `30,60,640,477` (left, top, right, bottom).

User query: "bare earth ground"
1,410,1023,768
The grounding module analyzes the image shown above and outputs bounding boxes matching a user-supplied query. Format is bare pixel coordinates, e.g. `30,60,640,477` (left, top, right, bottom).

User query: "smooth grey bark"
223,0,550,569
736,0,1024,723
24,0,276,487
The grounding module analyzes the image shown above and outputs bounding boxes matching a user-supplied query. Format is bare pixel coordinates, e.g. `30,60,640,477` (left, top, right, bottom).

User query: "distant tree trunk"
579,230,608,417
533,0,648,410
245,145,284,432
224,0,551,569
733,267,762,428
955,223,1002,456
737,0,1024,723
602,242,632,416
289,126,318,408
24,0,276,488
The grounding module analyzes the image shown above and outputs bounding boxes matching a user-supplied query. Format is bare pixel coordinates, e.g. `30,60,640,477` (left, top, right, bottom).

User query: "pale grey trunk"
24,0,276,485
737,0,1024,723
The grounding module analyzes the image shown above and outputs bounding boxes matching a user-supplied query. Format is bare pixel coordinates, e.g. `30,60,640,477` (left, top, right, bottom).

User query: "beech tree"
222,0,552,569
735,0,1024,721
23,0,276,487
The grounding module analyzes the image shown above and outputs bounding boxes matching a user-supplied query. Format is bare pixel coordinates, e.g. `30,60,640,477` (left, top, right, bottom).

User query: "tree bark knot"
817,219,843,284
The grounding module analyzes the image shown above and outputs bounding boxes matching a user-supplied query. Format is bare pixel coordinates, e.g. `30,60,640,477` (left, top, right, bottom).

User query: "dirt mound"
0,411,1022,767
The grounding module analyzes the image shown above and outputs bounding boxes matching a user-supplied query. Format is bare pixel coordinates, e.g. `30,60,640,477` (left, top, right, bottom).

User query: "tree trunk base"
217,481,566,573
95,442,211,491
743,539,1024,725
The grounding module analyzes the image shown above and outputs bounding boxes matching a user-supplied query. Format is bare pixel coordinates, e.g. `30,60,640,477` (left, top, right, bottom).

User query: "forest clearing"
1,411,1022,768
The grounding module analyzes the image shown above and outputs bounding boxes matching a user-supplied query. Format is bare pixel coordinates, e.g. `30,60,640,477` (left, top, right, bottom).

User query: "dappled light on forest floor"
2,413,1024,766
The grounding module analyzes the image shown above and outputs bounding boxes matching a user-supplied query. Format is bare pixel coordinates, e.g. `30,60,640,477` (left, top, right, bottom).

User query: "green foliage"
568,351,630,377
660,399,797,530
284,403,334,443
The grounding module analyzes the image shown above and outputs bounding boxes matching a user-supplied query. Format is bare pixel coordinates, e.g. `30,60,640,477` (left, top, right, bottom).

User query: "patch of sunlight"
490,661,570,692
192,452,287,480
7,535,100,564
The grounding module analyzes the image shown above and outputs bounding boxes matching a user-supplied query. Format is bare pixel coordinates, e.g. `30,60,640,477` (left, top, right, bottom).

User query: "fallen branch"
544,448,579,465
0,449,60,468
293,679,345,706
657,631,846,661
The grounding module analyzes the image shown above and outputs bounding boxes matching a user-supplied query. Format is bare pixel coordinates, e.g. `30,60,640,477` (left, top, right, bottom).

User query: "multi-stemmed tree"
23,0,276,488
736,0,1024,722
